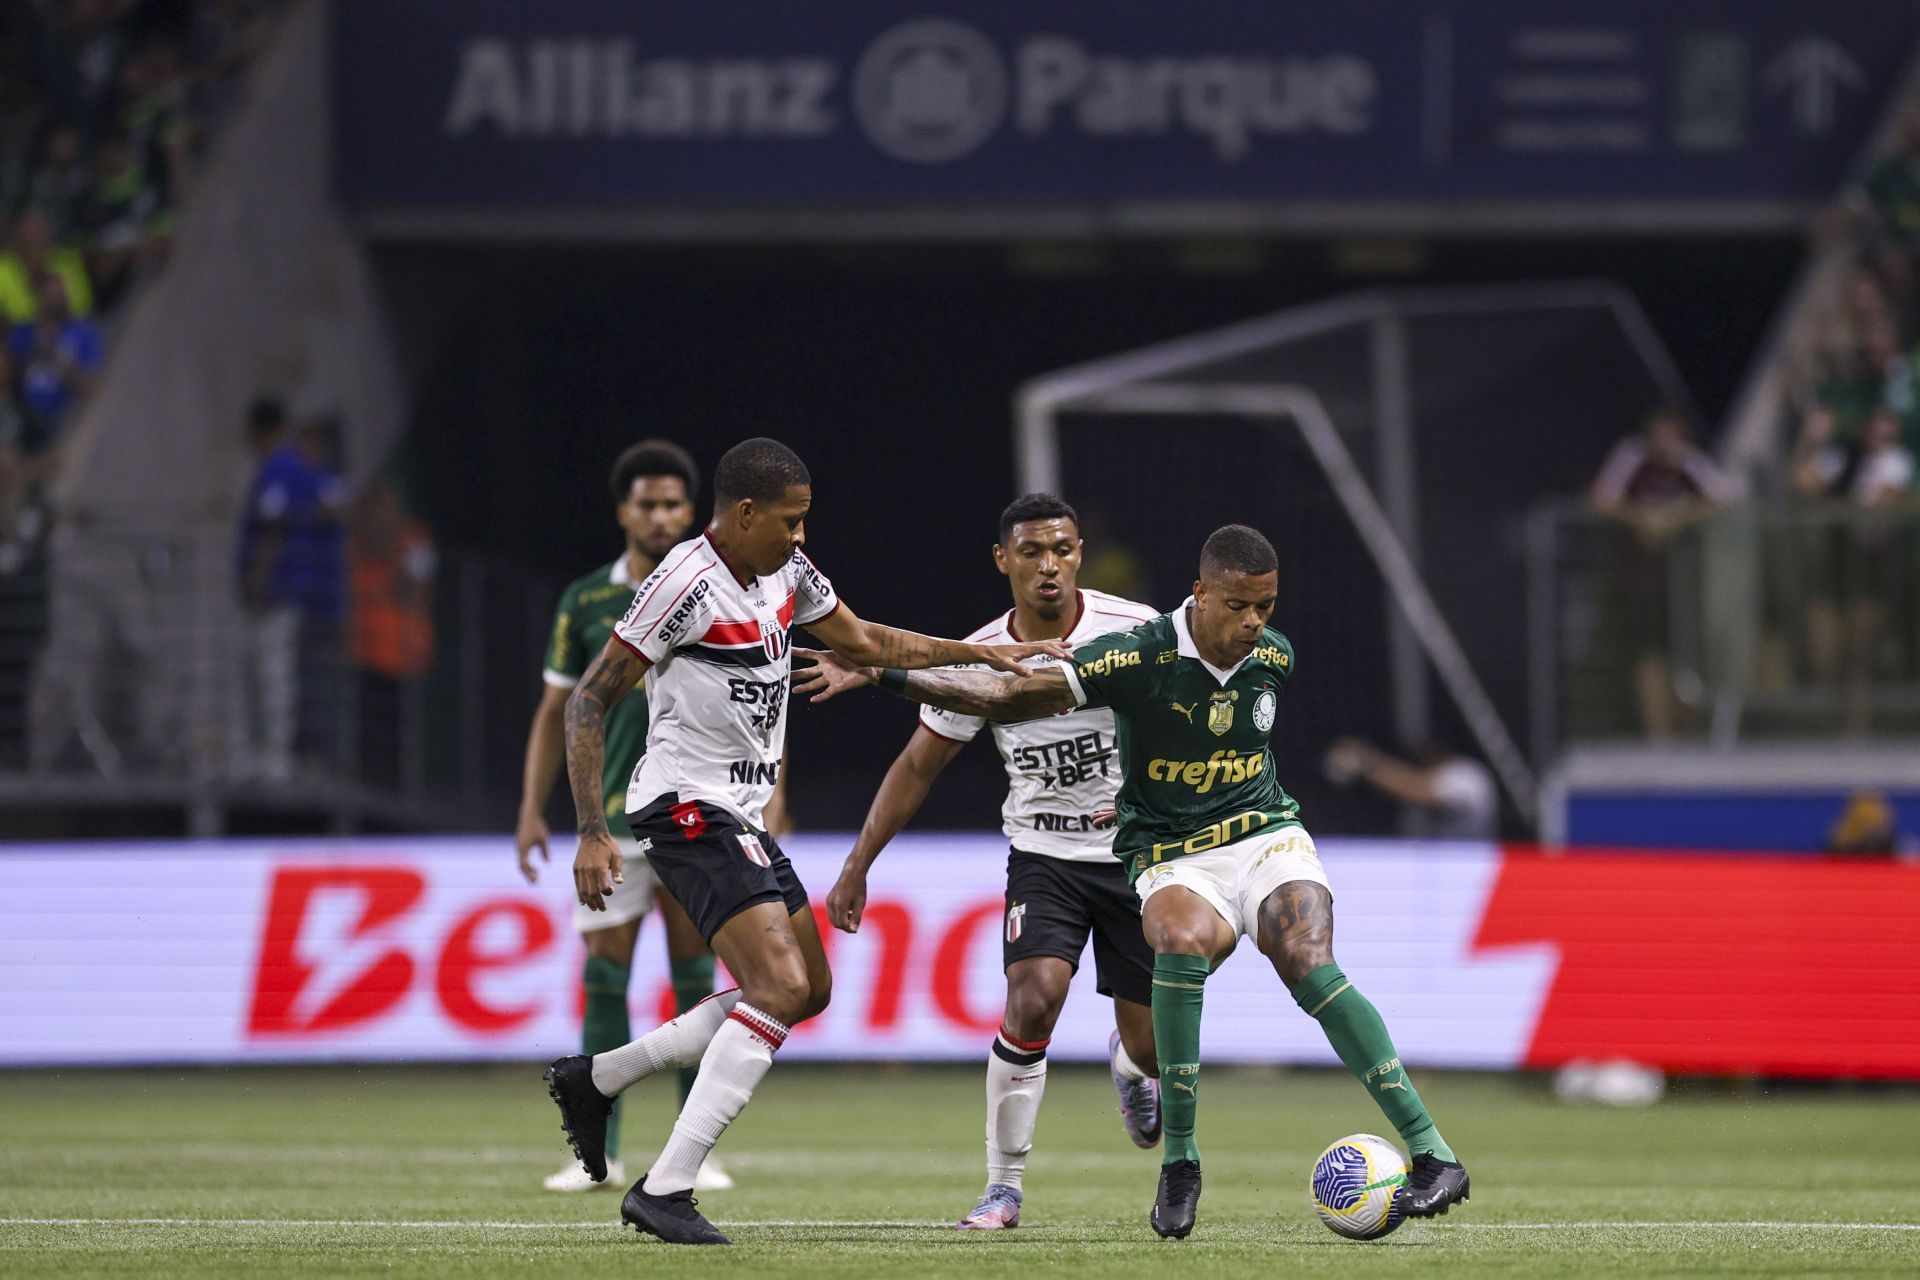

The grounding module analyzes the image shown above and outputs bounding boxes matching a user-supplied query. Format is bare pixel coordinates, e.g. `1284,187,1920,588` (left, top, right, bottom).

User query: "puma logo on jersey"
1169,1080,1196,1096
1170,701,1196,723
1377,1078,1408,1093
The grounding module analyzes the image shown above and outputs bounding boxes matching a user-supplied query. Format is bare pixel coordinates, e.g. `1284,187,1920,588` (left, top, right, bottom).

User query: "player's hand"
975,639,1075,675
573,832,624,911
1324,736,1371,784
825,864,869,933
1090,806,1119,829
514,807,551,884
792,647,877,703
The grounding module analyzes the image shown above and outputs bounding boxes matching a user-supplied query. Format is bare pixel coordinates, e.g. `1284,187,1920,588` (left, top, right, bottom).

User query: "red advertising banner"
2,836,1916,1078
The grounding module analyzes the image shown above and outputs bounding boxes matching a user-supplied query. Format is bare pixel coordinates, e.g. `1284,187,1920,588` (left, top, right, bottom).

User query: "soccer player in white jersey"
540,438,1071,1246
824,494,1163,1230
514,440,771,1194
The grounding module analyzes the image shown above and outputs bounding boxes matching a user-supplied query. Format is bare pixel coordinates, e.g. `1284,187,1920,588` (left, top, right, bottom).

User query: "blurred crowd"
1581,97,1920,741
0,0,284,772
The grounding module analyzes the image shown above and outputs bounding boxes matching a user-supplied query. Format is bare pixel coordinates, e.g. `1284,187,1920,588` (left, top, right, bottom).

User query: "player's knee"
742,964,812,1025
1002,978,1065,1043
797,970,832,1023
1148,922,1215,958
1261,927,1334,990
582,927,634,966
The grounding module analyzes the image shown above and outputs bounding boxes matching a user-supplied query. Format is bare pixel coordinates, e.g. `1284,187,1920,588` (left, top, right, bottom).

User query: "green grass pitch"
2,1064,1917,1277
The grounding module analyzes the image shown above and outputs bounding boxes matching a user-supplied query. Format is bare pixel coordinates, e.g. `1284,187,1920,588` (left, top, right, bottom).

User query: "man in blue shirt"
233,401,345,781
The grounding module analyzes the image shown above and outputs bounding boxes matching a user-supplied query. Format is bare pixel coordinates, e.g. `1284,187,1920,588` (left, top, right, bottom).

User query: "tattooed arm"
804,600,1071,675
793,647,1079,722
565,637,649,910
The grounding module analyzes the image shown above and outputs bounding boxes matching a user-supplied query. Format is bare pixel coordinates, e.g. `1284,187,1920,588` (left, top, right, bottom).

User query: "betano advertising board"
2,835,1915,1077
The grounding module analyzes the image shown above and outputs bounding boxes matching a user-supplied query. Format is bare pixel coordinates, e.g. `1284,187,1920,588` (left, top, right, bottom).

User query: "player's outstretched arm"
804,599,1072,674
827,728,965,933
565,636,651,911
793,647,1077,721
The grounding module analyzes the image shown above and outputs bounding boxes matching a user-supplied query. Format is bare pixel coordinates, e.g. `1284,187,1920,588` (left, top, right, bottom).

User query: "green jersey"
544,558,649,821
1060,602,1300,882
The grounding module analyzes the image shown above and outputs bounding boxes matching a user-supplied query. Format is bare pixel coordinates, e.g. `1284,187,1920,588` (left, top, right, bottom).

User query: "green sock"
581,954,632,1161
669,953,717,1109
1292,963,1455,1162
1152,953,1210,1165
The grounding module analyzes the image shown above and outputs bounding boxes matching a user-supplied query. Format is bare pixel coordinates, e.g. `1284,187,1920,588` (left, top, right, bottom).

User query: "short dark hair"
998,493,1078,545
610,439,699,504
714,437,809,506
246,396,285,444
1199,524,1277,579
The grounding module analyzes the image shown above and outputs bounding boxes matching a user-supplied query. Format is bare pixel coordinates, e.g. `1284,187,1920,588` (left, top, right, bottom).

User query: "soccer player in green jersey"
796,524,1470,1240
516,440,778,1194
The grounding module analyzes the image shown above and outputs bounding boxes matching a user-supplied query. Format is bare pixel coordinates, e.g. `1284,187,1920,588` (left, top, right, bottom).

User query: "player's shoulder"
1073,609,1172,672
1253,625,1296,672
962,611,1014,645
1079,589,1162,630
635,537,720,595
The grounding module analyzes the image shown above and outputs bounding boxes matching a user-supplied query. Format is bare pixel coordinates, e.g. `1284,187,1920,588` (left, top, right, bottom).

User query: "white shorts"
571,837,660,933
1134,825,1330,940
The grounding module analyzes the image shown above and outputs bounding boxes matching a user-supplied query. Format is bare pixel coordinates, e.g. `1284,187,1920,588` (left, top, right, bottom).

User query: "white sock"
643,1003,788,1195
1111,1036,1149,1082
985,1032,1048,1192
590,987,742,1097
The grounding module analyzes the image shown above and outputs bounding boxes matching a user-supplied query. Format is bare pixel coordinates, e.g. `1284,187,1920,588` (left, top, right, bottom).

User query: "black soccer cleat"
1150,1159,1202,1239
543,1055,613,1182
621,1178,732,1245
1396,1153,1471,1217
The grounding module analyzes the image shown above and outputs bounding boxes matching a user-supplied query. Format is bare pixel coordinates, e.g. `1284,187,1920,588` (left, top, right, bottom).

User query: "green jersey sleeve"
1061,625,1157,713
1256,630,1296,689
542,584,584,687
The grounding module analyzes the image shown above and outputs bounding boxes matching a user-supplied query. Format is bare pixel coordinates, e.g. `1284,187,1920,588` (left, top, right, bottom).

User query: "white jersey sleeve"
790,550,839,626
614,544,719,664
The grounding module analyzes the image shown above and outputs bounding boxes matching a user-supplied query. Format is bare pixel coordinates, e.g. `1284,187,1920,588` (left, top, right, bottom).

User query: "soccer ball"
1310,1133,1409,1240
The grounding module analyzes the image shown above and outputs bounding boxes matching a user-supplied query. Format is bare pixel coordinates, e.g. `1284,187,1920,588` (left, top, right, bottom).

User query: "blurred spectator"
0,439,51,769
8,271,101,434
1825,790,1902,856
232,396,294,779
19,123,90,229
0,344,47,461
1323,737,1499,839
1588,406,1735,738
232,400,348,781
1790,405,1916,736
70,129,171,308
112,39,194,197
348,477,435,786
189,0,277,111
31,0,129,137
1850,99,1920,318
0,209,93,324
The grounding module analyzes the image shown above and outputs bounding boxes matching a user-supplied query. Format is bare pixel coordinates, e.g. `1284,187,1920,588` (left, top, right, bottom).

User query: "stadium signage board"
334,1,1914,207
2,835,1917,1076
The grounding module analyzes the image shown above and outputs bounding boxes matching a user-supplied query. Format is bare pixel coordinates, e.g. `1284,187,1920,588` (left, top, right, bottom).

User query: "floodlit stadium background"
3,0,1918,1083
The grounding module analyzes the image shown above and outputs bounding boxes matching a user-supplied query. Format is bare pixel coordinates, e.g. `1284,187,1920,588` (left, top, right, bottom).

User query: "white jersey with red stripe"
613,533,838,828
920,589,1160,862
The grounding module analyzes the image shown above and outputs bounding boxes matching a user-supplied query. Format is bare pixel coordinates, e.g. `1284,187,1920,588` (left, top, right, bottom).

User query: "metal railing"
1528,501,1920,754
0,518,557,835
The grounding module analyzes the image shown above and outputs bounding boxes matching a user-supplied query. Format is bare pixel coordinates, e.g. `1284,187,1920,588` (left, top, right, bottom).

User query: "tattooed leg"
1259,882,1455,1162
